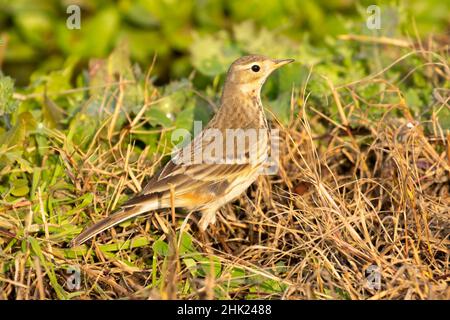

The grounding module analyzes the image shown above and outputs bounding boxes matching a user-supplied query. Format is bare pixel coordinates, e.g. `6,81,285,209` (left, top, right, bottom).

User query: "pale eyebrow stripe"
235,62,259,70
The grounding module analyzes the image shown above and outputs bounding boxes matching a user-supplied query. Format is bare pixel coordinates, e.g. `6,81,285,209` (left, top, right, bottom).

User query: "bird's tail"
70,204,152,247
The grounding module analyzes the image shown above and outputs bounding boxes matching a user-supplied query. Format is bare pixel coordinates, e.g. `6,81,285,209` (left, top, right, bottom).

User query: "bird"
70,55,294,247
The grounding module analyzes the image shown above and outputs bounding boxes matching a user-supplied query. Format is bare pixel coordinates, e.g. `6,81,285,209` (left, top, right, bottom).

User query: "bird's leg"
198,208,217,231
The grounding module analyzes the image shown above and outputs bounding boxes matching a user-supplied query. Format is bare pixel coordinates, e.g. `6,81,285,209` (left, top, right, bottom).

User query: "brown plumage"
70,55,294,247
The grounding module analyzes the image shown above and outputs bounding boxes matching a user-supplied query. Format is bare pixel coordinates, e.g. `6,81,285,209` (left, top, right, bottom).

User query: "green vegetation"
0,0,449,299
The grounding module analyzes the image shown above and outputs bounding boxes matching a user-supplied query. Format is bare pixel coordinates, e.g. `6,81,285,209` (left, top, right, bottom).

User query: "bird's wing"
123,128,268,208
123,161,252,208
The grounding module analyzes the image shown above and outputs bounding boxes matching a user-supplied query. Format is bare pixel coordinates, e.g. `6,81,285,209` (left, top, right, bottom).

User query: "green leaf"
153,79,192,117
183,258,197,276
0,76,18,116
14,11,53,48
405,89,422,116
179,232,193,254
152,238,169,257
146,108,173,128
57,7,120,58
227,267,246,287
10,178,29,197
267,92,293,125
42,95,64,128
190,31,240,76
0,112,36,148
195,255,222,278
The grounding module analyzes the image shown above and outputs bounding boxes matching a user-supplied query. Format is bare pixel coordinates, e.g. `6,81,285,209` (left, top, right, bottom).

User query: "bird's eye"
251,65,260,72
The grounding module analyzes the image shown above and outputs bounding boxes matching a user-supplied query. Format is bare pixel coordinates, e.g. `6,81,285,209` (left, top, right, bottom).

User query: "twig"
338,34,411,48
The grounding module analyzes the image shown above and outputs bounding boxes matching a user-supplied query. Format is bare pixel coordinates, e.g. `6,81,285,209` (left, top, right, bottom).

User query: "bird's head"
224,55,294,95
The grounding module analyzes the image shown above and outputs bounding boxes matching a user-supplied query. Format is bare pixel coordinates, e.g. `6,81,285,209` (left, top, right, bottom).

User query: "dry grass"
0,41,449,300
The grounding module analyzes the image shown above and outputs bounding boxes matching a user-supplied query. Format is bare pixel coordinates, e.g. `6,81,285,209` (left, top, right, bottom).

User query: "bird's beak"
272,58,295,69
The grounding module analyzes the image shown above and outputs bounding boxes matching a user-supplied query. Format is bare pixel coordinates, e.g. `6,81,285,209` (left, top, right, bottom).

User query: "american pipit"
71,55,294,246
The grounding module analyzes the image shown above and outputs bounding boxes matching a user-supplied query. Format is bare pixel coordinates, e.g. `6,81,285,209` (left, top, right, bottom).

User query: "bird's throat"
214,85,266,129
